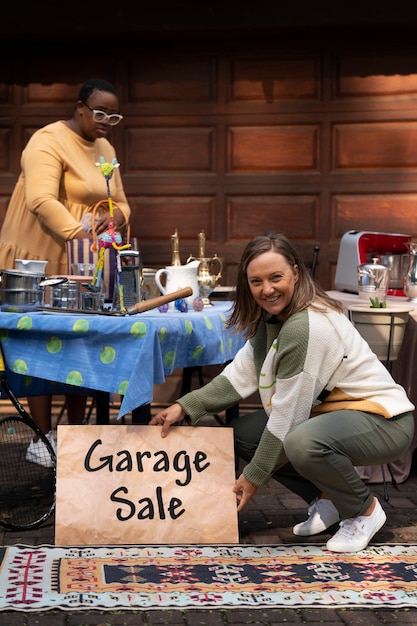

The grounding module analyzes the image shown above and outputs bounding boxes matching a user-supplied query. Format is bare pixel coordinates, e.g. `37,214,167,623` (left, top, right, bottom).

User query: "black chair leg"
225,404,239,423
132,404,151,424
95,391,110,424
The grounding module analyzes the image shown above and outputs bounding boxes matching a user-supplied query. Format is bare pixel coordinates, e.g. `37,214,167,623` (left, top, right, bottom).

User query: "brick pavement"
0,401,416,624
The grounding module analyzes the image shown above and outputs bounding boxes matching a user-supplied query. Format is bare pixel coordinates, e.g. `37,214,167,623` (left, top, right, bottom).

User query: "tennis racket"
0,350,56,530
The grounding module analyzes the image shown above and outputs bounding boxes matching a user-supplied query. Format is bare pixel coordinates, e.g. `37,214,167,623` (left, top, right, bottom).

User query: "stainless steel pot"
0,269,46,306
378,253,409,290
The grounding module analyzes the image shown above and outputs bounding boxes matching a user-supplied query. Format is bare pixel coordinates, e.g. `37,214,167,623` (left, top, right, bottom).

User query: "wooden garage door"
2,36,417,289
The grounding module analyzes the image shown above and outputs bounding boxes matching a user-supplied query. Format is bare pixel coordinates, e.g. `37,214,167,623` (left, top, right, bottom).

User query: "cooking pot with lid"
0,269,46,306
357,258,391,302
378,254,409,290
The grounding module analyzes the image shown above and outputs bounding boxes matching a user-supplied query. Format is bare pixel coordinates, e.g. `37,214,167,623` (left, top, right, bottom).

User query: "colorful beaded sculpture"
90,157,130,311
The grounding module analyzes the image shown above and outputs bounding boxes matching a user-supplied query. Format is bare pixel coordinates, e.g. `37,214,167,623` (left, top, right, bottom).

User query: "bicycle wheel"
0,415,56,530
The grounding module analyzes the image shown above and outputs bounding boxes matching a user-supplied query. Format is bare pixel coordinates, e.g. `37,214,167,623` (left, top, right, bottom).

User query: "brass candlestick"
171,229,181,266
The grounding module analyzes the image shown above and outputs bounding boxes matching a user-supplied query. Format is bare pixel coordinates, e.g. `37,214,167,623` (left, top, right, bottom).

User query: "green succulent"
369,296,387,308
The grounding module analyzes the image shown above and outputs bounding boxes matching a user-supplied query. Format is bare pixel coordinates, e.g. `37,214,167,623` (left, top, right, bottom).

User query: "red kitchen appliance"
334,230,411,295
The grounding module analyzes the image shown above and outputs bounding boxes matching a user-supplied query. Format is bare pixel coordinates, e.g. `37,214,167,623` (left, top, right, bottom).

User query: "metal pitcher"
404,242,417,302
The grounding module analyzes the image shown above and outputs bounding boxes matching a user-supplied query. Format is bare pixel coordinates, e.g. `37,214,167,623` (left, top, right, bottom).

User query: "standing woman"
0,78,131,464
150,232,415,553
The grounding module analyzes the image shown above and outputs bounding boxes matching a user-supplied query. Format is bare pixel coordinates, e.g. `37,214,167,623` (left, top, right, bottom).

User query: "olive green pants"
231,408,414,519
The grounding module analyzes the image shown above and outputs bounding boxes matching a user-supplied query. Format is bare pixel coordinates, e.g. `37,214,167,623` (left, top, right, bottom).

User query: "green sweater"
178,306,414,487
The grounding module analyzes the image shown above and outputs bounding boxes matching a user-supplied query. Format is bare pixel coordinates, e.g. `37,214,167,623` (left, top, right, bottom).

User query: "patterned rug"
1,543,417,611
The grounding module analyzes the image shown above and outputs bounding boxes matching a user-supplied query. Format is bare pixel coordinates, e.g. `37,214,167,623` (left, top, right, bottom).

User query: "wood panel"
227,196,318,239
126,126,215,172
333,123,417,170
132,196,215,241
334,55,417,99
229,55,321,102
128,56,216,103
227,126,319,172
0,128,11,172
333,194,417,237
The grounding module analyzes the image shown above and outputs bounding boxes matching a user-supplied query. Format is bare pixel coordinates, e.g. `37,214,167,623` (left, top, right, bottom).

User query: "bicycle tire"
0,414,56,530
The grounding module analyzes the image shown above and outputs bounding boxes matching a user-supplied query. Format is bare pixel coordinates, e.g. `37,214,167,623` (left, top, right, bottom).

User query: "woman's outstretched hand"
149,403,186,437
233,474,258,512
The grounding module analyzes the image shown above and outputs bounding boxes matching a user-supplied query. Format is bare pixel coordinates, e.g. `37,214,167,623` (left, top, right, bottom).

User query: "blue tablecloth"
0,302,244,417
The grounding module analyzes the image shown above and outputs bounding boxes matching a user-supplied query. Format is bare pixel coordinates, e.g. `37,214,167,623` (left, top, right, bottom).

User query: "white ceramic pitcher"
155,261,200,309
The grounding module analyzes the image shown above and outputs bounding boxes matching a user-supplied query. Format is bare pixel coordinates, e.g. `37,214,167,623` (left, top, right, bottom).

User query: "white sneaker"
326,498,386,553
293,498,340,536
45,431,57,455
25,434,55,468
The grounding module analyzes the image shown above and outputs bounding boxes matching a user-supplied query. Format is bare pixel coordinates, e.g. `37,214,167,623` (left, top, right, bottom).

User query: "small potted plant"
348,297,413,363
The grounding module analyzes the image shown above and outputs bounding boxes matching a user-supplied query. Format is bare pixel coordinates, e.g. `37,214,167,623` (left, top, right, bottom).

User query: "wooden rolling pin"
126,286,193,315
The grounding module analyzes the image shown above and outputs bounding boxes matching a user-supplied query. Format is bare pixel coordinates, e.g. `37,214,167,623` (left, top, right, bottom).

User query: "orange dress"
0,121,131,276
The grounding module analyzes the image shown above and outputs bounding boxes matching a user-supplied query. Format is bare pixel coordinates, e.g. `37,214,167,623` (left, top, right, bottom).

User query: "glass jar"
51,281,80,309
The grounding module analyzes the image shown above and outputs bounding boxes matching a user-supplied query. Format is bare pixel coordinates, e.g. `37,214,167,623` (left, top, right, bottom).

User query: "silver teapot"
357,258,391,302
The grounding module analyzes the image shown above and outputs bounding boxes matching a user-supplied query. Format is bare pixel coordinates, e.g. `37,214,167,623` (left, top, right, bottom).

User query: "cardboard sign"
55,424,239,545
